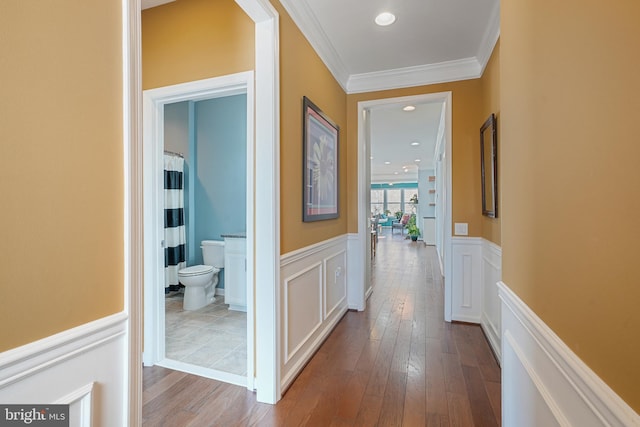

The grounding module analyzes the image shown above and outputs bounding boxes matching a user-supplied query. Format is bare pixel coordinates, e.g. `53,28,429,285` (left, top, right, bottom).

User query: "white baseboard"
280,236,349,391
0,312,128,426
499,282,639,426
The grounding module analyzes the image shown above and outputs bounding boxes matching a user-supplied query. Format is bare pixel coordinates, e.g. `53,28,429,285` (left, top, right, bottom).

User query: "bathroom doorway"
142,72,255,389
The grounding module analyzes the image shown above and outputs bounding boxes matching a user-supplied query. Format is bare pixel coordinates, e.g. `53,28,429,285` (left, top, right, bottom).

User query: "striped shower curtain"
164,154,186,292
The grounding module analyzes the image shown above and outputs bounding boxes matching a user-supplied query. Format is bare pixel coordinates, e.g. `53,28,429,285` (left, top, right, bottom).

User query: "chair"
392,214,410,234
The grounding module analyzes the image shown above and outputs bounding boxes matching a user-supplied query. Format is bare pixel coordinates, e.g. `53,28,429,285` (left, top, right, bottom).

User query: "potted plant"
406,214,420,241
394,211,403,221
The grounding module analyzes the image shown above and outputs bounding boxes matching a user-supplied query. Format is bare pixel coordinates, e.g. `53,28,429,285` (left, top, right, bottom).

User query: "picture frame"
302,96,339,222
480,113,498,218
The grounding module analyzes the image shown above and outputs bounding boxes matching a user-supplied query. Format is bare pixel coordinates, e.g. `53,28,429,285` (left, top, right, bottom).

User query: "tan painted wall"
501,1,640,411
480,40,501,245
142,0,255,90
272,1,348,254
0,0,123,351
347,80,483,237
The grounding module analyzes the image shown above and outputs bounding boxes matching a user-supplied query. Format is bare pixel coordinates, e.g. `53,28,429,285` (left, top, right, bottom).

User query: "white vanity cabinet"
223,236,247,312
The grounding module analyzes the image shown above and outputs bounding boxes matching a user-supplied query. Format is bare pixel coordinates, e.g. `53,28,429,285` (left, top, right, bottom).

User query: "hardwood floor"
143,231,501,426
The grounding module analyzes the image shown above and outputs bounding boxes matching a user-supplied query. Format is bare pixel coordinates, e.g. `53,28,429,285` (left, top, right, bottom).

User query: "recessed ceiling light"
394,172,399,175
415,159,421,162
370,156,374,160
375,12,396,26
384,161,391,165
403,105,416,112
411,141,420,146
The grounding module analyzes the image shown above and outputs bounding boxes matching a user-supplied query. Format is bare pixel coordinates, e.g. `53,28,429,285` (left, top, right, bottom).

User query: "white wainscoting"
481,239,502,363
451,237,483,323
280,236,348,391
499,282,640,427
0,312,128,426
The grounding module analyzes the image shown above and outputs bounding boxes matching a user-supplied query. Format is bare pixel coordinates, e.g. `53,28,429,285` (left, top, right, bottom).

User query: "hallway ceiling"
279,0,500,93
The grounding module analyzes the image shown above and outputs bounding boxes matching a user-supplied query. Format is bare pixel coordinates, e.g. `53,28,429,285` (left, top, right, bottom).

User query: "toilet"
178,240,225,311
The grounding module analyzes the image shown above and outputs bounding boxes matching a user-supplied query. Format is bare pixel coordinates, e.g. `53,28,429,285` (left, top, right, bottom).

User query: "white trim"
0,314,127,426
499,282,640,427
277,0,349,92
480,239,502,364
283,262,324,363
123,0,142,425
142,72,255,379
281,235,346,266
347,58,482,94
157,359,247,387
279,237,348,392
0,313,127,387
476,0,501,74
54,383,94,427
357,93,453,323
346,233,365,310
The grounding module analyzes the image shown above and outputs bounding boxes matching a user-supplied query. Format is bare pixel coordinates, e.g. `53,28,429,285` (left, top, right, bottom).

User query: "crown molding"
476,1,501,74
346,58,482,94
279,0,500,94
141,0,174,10
278,0,350,91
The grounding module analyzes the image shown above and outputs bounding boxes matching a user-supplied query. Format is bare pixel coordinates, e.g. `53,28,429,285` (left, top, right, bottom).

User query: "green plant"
407,214,420,238
394,211,403,220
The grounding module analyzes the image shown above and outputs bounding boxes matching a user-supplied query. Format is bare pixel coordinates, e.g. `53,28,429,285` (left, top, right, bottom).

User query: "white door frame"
356,92,453,321
134,0,280,405
142,71,255,385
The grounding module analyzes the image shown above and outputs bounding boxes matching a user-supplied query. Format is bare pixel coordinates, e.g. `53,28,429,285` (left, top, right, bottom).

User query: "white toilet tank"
201,240,225,268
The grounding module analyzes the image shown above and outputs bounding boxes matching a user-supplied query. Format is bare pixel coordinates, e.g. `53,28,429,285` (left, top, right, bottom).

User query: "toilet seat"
178,265,216,276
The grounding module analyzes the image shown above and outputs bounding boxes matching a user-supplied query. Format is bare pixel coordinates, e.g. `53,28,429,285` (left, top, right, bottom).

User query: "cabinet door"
224,239,247,311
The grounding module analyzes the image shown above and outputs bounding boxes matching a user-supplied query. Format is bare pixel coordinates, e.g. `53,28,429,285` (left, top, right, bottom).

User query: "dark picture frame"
302,96,339,222
480,113,498,218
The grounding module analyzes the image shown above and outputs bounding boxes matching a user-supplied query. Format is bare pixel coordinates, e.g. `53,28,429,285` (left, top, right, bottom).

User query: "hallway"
143,231,501,426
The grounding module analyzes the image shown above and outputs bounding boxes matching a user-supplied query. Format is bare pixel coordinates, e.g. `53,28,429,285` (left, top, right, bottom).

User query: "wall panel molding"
451,237,483,322
481,239,502,363
280,236,348,391
0,313,128,425
499,282,640,426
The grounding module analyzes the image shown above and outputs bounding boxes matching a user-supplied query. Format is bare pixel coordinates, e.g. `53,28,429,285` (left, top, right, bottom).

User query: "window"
371,189,384,215
387,189,402,216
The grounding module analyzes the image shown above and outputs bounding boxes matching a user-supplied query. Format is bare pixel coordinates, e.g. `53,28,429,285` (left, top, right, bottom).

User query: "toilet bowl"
178,240,225,311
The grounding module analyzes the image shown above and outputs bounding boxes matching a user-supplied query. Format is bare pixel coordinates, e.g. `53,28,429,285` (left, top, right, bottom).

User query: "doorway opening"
143,72,255,388
357,92,453,321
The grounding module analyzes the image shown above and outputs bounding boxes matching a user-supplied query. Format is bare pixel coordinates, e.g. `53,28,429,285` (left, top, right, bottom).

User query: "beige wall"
480,40,501,245
347,80,484,237
501,0,640,411
142,0,255,90
271,1,348,254
0,0,124,351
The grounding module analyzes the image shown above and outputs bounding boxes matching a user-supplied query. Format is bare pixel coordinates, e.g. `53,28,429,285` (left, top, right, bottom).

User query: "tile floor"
164,291,247,376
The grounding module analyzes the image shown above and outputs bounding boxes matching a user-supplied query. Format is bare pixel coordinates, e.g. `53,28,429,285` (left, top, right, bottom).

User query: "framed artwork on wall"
480,113,498,218
302,96,339,222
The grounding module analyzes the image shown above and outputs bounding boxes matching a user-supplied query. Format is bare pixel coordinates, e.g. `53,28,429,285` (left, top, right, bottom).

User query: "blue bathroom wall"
194,94,247,288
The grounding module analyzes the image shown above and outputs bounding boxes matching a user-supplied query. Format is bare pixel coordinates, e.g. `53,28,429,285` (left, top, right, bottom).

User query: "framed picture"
480,113,498,218
302,96,339,222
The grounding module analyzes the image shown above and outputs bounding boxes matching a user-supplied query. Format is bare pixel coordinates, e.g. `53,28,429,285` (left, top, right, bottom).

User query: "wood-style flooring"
143,230,501,426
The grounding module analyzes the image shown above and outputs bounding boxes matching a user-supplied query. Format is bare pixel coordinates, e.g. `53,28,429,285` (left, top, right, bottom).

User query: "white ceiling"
370,101,443,184
142,0,500,184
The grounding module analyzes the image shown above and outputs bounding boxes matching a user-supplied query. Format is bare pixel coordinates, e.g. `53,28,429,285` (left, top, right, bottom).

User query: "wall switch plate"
454,223,468,236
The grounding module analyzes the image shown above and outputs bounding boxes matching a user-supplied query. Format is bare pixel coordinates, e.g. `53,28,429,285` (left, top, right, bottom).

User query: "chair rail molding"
0,313,128,426
499,282,640,427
